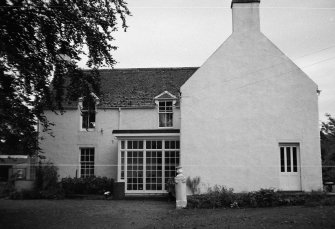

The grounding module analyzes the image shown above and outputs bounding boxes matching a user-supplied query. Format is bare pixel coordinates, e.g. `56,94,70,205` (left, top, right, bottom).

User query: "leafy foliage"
187,187,332,209
8,164,114,199
0,0,130,156
34,162,64,199
61,176,114,195
9,162,64,199
321,114,335,182
186,176,201,195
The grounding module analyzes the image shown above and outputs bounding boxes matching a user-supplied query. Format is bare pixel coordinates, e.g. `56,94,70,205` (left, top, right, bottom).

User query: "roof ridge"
81,67,199,72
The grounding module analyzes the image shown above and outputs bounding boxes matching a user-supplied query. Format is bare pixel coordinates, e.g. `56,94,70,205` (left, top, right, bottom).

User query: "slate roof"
64,67,198,108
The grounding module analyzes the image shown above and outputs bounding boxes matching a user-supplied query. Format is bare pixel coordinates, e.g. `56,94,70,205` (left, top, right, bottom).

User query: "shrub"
207,185,235,208
166,178,175,199
35,162,59,190
34,162,64,199
0,176,16,197
10,190,40,200
187,185,236,209
9,162,64,199
186,176,201,195
186,187,335,209
247,189,279,207
61,176,114,195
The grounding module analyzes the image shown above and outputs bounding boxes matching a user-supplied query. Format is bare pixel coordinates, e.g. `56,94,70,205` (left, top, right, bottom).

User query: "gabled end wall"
180,30,322,192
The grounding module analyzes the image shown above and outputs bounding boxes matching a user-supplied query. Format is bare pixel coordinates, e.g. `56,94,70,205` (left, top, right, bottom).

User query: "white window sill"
80,128,96,132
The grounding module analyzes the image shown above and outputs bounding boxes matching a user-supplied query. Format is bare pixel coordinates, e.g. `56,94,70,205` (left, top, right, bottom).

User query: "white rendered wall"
40,107,181,179
180,29,322,192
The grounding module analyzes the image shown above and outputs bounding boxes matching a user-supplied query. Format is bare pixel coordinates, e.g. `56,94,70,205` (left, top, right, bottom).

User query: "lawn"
0,199,335,229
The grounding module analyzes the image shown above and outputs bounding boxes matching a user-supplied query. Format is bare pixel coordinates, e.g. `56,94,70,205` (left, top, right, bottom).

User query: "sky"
78,0,335,122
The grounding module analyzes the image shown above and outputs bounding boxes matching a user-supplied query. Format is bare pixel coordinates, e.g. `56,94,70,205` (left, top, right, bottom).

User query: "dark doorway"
0,165,11,182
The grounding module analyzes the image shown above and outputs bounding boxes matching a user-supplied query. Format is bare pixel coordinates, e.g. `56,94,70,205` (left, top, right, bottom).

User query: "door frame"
117,138,180,194
279,143,302,191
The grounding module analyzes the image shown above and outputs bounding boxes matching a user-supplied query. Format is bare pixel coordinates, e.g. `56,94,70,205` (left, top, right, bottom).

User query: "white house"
39,0,323,194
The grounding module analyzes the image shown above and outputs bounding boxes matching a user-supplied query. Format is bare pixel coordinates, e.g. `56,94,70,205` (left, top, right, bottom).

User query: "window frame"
117,139,180,194
279,143,300,174
78,94,99,131
79,147,95,178
158,101,174,128
81,107,96,131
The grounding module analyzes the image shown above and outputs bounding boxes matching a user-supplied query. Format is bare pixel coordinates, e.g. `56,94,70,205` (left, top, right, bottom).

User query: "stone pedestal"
174,167,187,209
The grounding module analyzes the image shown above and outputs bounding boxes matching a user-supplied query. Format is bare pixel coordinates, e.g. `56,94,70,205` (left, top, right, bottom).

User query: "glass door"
119,139,180,194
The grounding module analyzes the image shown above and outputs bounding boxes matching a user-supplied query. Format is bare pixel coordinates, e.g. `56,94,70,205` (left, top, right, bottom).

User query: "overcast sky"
79,0,335,122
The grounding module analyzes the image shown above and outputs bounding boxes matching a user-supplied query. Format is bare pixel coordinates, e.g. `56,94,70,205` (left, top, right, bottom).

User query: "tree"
321,114,335,182
0,0,130,156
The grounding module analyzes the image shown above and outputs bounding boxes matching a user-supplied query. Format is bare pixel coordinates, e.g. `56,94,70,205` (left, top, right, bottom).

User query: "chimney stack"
231,0,260,33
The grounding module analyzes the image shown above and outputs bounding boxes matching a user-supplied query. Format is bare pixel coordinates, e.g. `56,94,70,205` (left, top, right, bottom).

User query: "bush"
9,162,64,199
186,176,201,195
34,162,64,199
61,176,114,195
247,189,279,207
0,177,16,197
187,187,335,209
10,190,40,200
166,178,175,200
187,185,235,209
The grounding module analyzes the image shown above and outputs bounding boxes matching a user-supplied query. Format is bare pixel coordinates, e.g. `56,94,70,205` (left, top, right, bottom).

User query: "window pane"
166,114,173,127
89,112,95,128
166,101,172,107
286,147,291,172
159,113,166,127
127,141,132,149
146,141,151,149
157,141,162,149
159,102,165,111
293,147,297,172
280,147,285,172
82,112,89,129
165,141,170,149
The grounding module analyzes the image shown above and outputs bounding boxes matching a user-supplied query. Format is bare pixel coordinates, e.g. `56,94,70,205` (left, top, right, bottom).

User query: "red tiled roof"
64,67,198,108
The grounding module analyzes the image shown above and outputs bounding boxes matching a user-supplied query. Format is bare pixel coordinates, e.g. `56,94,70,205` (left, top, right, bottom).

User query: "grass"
1,199,335,228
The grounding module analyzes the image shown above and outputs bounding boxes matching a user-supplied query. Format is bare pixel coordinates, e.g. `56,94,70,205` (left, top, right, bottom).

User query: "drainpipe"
118,107,122,129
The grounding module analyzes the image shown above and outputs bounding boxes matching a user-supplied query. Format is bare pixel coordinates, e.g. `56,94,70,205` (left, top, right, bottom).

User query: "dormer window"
79,93,99,130
154,91,177,128
159,101,173,127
